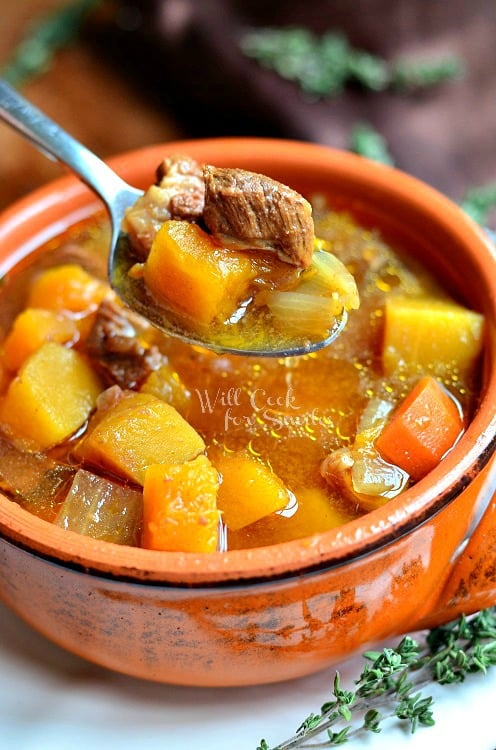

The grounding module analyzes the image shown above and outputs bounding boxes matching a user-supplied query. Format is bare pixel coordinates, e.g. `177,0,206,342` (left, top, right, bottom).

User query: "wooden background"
0,0,180,212
1,1,495,221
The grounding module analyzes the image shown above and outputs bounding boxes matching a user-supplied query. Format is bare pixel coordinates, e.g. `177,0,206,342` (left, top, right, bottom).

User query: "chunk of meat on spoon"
124,155,314,268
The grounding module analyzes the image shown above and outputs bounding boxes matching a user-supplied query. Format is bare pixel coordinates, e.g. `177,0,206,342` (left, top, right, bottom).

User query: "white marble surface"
0,600,495,750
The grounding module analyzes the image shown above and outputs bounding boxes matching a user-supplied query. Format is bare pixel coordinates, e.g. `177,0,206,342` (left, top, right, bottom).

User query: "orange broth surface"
0,206,483,550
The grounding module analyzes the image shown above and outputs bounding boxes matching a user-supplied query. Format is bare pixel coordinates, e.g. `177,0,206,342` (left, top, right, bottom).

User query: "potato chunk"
0,342,102,449
213,450,290,530
143,220,256,326
142,455,220,552
75,391,205,485
383,297,484,376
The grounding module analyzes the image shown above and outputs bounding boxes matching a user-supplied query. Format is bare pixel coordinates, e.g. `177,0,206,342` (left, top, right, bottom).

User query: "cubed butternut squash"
142,455,220,552
383,297,484,376
27,264,109,313
0,362,10,396
75,391,205,485
227,486,356,548
3,308,79,371
268,487,354,539
143,220,256,326
213,450,290,530
0,341,102,449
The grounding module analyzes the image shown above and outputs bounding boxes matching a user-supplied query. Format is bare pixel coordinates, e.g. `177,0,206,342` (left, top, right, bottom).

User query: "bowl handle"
413,454,496,630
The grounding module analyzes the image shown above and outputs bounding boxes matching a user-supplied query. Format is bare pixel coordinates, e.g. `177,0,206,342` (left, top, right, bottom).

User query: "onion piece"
351,451,409,500
56,469,142,545
355,398,394,447
298,249,360,311
264,290,340,335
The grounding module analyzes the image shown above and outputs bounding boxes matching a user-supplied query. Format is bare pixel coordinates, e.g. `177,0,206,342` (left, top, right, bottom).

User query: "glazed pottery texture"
0,139,495,686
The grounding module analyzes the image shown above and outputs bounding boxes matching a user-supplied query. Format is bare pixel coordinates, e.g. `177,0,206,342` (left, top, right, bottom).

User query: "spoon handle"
0,79,141,219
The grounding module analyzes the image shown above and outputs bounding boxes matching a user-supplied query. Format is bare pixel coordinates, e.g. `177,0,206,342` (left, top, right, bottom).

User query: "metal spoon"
0,79,346,357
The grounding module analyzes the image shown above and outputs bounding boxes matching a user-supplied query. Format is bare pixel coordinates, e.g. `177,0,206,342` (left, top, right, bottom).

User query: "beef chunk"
202,165,314,268
124,154,205,258
156,154,205,220
85,299,164,389
125,156,315,268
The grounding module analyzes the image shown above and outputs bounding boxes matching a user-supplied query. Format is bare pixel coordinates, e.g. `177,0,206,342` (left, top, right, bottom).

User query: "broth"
0,204,484,551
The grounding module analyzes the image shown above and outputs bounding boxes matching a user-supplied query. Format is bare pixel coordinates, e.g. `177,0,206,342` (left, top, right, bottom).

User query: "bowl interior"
0,137,495,584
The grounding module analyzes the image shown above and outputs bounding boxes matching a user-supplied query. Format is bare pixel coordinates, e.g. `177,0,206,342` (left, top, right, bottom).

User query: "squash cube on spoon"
143,220,256,326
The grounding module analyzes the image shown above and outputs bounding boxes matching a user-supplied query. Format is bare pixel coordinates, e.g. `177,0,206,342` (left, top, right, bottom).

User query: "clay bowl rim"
0,137,495,586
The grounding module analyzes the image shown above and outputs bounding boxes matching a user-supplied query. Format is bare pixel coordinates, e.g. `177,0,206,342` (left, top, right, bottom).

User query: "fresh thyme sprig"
391,56,465,92
1,0,102,87
257,607,496,749
347,124,496,231
460,184,496,226
348,122,394,165
240,27,464,100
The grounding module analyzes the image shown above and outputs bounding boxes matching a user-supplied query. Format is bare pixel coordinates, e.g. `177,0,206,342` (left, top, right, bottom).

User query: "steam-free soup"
0,196,484,552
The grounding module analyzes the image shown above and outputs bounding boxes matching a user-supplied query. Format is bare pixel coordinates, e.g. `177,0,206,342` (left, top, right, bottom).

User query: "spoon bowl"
0,79,345,357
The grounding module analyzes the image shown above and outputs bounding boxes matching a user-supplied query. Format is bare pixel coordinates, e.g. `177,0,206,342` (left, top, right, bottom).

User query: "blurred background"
1,0,495,224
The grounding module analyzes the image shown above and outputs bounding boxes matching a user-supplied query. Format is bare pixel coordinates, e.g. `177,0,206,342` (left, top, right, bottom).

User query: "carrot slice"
375,376,463,480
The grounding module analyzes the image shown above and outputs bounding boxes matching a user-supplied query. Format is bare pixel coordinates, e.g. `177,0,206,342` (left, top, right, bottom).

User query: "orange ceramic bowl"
0,138,495,686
